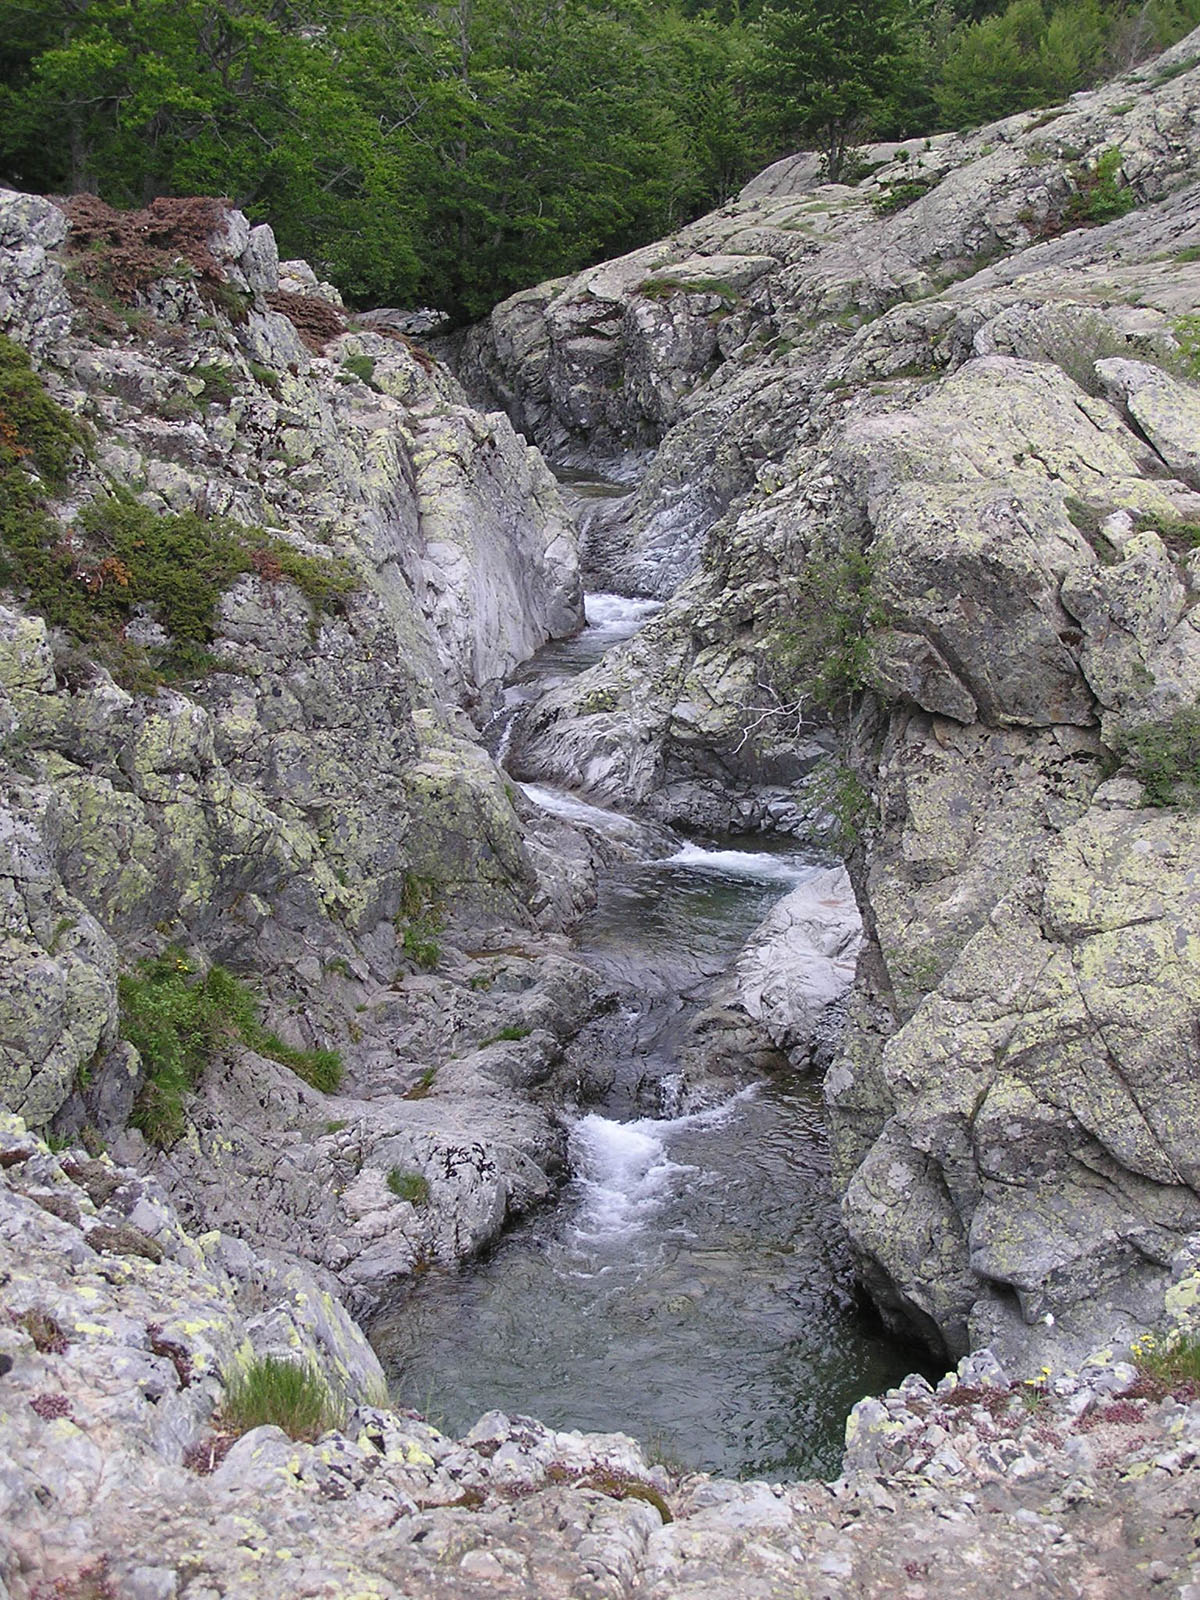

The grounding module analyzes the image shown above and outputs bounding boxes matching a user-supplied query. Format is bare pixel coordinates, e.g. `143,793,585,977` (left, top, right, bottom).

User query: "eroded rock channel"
374,595,923,1479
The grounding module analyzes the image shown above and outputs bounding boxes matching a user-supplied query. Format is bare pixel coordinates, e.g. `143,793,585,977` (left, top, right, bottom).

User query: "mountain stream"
370,593,924,1480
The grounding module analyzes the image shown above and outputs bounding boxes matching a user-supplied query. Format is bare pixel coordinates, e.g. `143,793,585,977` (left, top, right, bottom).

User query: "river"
370,594,926,1480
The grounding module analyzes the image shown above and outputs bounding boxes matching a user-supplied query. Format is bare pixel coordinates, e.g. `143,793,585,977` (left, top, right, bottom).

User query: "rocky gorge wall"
464,29,1200,1375
0,185,627,1312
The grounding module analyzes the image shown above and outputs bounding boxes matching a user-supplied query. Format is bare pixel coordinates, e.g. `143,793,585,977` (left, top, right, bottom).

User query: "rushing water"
371,594,926,1480
482,592,661,764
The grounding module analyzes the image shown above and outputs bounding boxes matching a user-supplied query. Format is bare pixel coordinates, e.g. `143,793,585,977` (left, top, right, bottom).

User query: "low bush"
769,547,882,712
340,353,378,387
0,339,356,687
221,1355,342,1440
1065,147,1136,226
872,178,935,216
1115,704,1200,807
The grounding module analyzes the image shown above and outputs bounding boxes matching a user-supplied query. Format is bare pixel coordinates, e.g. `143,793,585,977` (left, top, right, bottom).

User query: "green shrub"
122,950,343,1145
484,1024,532,1043
0,335,87,487
340,353,378,387
403,1066,437,1100
1065,147,1136,225
769,547,882,711
387,1167,430,1205
1116,704,1200,807
872,178,935,216
221,1356,341,1440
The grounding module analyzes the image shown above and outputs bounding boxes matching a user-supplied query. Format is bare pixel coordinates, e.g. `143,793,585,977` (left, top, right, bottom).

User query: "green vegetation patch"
221,1355,343,1440
1136,512,1200,554
1134,1331,1200,1396
122,949,343,1146
1170,315,1200,380
1065,147,1136,226
1115,704,1200,808
396,874,444,971
387,1167,430,1205
485,1023,532,1043
637,276,740,309
340,353,379,388
0,337,356,686
872,177,935,215
769,547,882,711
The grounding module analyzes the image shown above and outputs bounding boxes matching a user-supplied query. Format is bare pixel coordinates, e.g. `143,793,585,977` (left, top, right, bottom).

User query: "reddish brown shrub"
267,290,346,352
62,195,232,300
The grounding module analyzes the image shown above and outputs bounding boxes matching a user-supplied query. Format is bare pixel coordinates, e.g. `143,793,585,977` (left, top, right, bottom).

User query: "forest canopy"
1,0,1197,321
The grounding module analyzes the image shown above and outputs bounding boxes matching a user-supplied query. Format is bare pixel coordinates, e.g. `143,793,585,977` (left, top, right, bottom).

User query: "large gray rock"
735,866,862,1055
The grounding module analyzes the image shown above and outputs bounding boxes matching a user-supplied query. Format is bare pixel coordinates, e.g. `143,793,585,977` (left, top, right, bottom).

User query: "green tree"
934,0,1123,127
749,0,914,178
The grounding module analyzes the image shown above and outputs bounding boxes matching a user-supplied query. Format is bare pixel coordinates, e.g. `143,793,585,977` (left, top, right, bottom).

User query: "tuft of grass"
637,275,739,309
121,949,343,1146
396,874,444,970
12,1307,69,1354
484,1024,532,1044
1137,512,1200,553
257,1032,343,1094
1133,1331,1200,1396
403,1066,437,1100
246,360,281,394
1153,51,1200,84
221,1355,342,1441
387,1167,430,1205
189,362,236,406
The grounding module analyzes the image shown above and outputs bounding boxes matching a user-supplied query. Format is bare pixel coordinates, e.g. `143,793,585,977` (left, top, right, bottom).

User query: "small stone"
458,1549,505,1579
126,1567,178,1600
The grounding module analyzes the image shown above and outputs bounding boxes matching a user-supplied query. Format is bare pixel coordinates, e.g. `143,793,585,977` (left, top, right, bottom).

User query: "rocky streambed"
5,23,1200,1596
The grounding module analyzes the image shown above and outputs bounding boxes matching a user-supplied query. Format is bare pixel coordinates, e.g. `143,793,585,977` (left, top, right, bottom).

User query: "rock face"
0,186,600,1305
5,1110,1200,1599
457,32,1200,597
466,31,1200,1370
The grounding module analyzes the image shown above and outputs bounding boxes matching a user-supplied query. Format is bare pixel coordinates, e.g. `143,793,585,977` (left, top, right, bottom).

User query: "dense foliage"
1,0,1196,318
